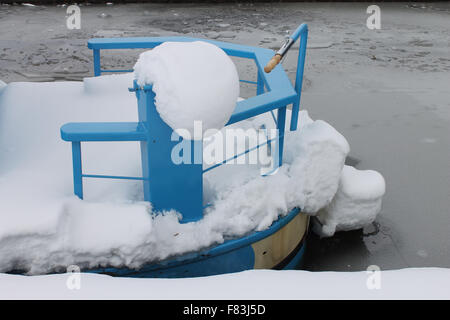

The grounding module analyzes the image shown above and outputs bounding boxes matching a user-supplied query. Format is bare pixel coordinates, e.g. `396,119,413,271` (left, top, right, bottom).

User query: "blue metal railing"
62,24,308,222
290,24,308,131
203,132,284,174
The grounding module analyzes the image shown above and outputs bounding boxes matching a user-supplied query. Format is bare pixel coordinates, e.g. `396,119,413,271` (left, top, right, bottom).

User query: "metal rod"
240,79,258,85
276,106,287,166
72,142,83,199
203,133,284,173
264,23,308,75
276,38,295,57
256,71,265,95
270,110,278,126
101,69,134,73
290,25,308,131
82,174,147,181
93,49,101,77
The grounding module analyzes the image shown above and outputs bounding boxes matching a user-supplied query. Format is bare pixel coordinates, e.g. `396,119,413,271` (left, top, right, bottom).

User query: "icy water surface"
0,2,449,271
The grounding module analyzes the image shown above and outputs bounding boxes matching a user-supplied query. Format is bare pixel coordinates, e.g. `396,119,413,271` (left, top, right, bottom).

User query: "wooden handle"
264,54,282,73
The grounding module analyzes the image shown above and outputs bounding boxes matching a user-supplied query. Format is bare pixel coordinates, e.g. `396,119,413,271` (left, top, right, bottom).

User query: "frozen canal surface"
0,2,449,271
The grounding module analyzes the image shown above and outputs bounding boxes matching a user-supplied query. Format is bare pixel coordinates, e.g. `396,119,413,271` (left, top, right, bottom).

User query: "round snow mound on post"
134,41,240,140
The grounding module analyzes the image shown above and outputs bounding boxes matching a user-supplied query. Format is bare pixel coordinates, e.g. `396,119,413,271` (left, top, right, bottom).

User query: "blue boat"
60,24,309,278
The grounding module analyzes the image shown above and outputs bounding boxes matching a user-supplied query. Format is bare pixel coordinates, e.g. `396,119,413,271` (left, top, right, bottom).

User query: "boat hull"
89,208,309,278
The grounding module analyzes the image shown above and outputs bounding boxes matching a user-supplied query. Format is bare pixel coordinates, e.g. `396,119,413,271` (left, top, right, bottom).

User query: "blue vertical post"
135,83,203,223
290,25,308,131
72,141,83,199
276,106,286,166
256,70,265,95
93,49,101,77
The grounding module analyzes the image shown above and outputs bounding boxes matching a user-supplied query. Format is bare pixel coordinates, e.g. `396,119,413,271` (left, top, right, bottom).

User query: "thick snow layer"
1,268,449,300
133,41,240,139
202,109,350,234
284,116,350,213
314,165,386,237
83,73,134,95
0,74,382,274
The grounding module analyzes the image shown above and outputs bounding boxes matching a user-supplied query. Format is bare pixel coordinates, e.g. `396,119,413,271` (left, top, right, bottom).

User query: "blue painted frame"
61,24,308,223
87,23,308,129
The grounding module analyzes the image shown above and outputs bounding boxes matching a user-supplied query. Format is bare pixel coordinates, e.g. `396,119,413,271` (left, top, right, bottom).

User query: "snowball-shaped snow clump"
134,41,240,140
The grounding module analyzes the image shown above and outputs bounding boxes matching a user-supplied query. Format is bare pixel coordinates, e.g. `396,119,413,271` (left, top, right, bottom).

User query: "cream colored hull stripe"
252,213,309,269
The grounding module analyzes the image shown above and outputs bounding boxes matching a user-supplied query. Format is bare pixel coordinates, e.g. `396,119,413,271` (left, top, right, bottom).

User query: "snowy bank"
0,73,383,274
0,268,448,300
